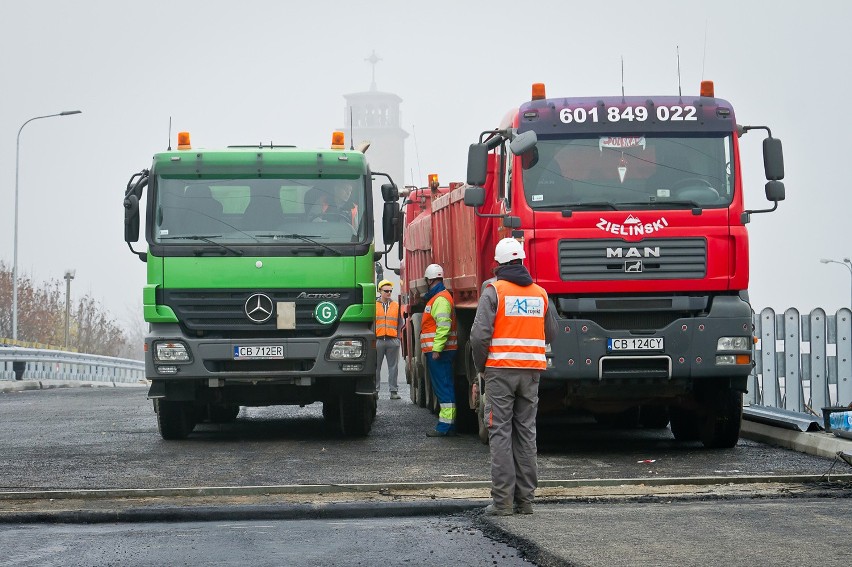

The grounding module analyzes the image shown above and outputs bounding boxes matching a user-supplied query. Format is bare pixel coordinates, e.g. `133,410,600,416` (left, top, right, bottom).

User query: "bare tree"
0,261,64,345
1,261,132,356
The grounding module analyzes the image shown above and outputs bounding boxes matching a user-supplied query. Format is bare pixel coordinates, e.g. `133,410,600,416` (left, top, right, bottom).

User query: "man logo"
625,260,643,273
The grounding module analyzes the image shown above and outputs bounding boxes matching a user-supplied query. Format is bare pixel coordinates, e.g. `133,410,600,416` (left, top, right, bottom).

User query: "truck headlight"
330,339,364,360
717,337,750,351
154,341,191,362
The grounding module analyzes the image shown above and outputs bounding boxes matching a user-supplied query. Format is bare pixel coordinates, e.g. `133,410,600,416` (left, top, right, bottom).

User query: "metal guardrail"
749,307,852,410
0,346,144,385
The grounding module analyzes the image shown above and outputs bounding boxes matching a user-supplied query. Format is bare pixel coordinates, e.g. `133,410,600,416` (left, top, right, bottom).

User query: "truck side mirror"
509,130,537,155
383,201,400,245
467,143,488,186
765,180,785,202
381,183,399,202
124,194,140,242
464,186,485,207
763,137,785,181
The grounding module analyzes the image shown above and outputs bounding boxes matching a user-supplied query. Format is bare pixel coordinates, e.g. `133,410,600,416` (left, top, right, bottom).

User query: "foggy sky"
1,0,851,326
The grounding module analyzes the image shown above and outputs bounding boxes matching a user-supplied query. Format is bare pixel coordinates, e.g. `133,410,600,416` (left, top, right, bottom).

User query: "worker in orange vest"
375,279,401,400
470,237,558,516
420,264,458,436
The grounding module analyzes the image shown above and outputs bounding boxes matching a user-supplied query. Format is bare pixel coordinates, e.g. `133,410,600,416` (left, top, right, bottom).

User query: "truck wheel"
453,343,478,434
323,398,341,423
700,390,743,449
208,404,240,423
670,406,701,442
340,394,375,437
415,364,427,407
155,399,196,440
477,394,489,445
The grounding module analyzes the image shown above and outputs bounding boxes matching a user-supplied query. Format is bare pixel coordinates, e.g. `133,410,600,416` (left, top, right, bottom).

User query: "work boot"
483,504,513,516
389,392,401,400
425,429,456,437
513,502,533,515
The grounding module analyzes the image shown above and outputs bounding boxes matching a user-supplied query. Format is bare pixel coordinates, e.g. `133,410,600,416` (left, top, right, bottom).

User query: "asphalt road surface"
2,385,851,567
0,386,841,491
2,514,531,567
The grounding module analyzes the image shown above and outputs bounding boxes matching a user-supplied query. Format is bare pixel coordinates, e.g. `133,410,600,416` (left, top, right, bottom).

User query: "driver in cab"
308,181,358,224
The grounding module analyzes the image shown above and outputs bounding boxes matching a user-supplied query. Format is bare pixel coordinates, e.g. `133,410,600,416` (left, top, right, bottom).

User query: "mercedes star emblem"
245,293,274,323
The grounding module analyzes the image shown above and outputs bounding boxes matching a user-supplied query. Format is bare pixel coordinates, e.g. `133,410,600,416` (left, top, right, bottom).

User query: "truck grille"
559,238,706,281
159,288,360,337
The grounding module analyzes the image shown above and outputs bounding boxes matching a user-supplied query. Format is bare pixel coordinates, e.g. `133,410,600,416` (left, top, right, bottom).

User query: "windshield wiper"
650,199,704,209
256,233,342,256
160,235,244,256
562,202,621,211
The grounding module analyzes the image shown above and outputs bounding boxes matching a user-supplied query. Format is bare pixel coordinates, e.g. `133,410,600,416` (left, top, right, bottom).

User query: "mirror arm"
127,242,147,262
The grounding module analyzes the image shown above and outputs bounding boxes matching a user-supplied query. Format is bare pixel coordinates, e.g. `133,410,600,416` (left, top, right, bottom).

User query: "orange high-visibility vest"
485,280,548,370
322,199,358,225
376,300,399,338
420,290,458,353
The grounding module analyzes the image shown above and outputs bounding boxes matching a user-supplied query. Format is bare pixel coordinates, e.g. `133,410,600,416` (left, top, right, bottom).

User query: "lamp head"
820,259,831,264
60,110,82,116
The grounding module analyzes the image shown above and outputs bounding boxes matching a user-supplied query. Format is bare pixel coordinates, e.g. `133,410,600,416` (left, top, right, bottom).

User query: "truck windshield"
152,177,367,244
522,134,734,209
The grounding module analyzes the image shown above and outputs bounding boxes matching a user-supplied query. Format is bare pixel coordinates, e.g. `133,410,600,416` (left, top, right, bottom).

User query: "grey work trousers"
375,337,400,393
484,368,540,509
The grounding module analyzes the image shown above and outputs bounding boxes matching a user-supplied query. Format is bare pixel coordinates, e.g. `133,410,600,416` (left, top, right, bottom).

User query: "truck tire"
422,353,437,413
340,394,375,437
415,363,427,408
410,314,428,408
155,399,196,440
700,390,743,449
453,343,478,434
477,394,489,445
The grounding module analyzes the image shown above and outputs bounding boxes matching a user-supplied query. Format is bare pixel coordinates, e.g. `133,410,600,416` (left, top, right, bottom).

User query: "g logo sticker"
314,301,338,324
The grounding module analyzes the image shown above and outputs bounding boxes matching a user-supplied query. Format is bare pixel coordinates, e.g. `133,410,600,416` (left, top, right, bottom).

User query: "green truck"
123,131,397,439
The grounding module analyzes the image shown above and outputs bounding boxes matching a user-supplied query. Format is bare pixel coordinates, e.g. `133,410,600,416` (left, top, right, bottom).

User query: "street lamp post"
63,269,75,349
819,257,852,310
12,110,82,341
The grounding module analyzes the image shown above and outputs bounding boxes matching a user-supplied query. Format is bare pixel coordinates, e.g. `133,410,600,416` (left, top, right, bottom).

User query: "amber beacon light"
177,131,192,150
531,83,546,100
331,131,345,149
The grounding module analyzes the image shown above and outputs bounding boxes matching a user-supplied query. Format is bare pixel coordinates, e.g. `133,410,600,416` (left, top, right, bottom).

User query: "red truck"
383,81,785,448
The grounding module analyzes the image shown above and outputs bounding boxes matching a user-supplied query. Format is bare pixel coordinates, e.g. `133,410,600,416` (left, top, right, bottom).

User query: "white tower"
341,51,408,259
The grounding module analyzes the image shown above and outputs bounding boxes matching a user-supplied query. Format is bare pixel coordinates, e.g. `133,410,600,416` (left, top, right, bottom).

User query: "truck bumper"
543,295,753,401
144,322,376,403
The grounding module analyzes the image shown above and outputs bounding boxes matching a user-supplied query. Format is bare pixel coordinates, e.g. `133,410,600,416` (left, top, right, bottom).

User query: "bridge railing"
749,308,852,413
0,346,145,385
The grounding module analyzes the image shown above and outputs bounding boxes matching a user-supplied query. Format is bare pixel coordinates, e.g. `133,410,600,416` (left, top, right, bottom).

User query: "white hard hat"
424,264,444,279
495,237,526,264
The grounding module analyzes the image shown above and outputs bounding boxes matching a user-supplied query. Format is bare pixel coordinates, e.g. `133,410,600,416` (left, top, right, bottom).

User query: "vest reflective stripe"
438,404,456,424
375,301,399,338
420,290,458,352
486,280,548,370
